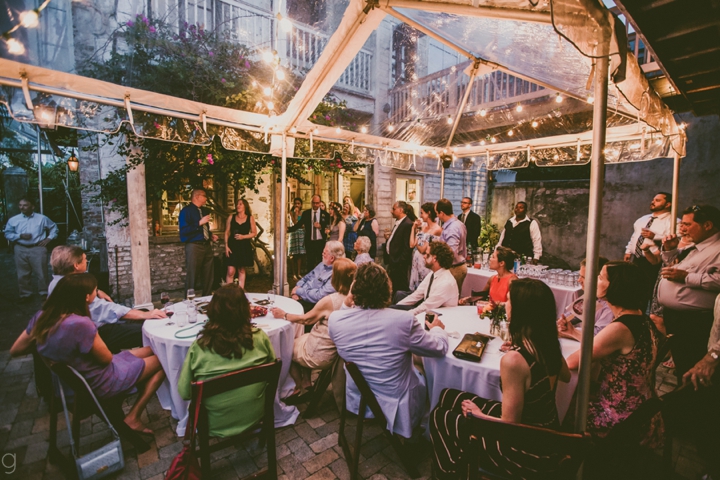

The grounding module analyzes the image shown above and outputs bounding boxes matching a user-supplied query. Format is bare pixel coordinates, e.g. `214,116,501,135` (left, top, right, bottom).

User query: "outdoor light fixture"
67,150,79,172
440,154,453,169
479,109,487,117
515,104,523,112
555,94,564,103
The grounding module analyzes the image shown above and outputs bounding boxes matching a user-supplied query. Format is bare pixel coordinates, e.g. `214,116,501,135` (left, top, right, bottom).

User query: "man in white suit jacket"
329,263,448,438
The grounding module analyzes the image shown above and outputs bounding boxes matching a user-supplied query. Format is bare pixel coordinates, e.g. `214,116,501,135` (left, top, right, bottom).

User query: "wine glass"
160,292,169,305
267,290,275,306
187,289,196,302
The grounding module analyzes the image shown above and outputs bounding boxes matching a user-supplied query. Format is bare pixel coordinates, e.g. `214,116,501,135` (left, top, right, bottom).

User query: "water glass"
267,290,275,306
187,289,196,301
176,311,188,327
187,304,197,324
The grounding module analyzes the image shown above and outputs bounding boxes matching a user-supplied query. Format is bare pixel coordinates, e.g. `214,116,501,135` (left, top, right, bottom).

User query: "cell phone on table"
425,312,436,331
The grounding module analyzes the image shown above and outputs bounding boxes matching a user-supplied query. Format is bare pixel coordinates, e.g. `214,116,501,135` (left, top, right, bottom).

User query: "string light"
491,137,497,143
6,38,25,55
515,104,523,113
587,95,594,104
387,124,395,132
20,10,39,28
263,86,272,96
531,121,539,128
446,115,453,125
479,109,487,117
313,127,319,135
275,69,285,81
1,0,51,56
335,127,341,134
278,15,293,32
360,126,368,134
289,126,297,134
266,101,274,110
555,93,564,103
262,50,274,63
507,129,514,137
480,140,486,146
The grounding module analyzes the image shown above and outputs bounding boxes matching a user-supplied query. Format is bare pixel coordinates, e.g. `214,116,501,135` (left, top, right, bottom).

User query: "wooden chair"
302,359,337,419
338,361,420,480
465,415,592,480
188,360,281,479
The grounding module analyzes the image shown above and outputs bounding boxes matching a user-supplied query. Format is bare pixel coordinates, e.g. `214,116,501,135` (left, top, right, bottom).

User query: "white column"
126,161,152,306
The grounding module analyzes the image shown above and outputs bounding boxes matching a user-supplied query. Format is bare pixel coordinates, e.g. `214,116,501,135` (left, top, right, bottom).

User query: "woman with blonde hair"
225,198,257,287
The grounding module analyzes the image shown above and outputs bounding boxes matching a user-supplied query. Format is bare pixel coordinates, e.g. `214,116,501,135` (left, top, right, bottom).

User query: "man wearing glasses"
458,197,481,252
288,195,330,269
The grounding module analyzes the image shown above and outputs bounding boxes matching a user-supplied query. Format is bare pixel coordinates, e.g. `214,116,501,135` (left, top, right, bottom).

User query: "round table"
418,306,580,424
143,293,304,436
462,267,580,317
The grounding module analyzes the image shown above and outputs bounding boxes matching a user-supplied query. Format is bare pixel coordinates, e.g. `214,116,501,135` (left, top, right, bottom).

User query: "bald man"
288,195,331,269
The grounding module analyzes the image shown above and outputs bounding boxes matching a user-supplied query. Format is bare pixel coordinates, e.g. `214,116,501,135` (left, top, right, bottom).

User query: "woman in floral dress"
567,261,663,446
409,202,442,290
288,198,306,280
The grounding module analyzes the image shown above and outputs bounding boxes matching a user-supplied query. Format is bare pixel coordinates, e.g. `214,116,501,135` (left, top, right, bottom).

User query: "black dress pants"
185,241,214,296
98,322,144,353
305,240,325,272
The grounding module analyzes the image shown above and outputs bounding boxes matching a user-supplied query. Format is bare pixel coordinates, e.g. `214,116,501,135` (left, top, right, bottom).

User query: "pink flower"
208,51,214,57
207,153,213,160
244,60,250,68
208,158,214,165
221,78,226,83
271,160,275,165
126,21,134,27
197,159,202,163
153,121,161,129
142,16,149,25
149,26,156,33
325,115,331,120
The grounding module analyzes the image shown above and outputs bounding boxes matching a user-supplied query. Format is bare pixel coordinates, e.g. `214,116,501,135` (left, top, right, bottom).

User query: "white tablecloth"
143,294,303,436
419,306,580,424
462,268,580,317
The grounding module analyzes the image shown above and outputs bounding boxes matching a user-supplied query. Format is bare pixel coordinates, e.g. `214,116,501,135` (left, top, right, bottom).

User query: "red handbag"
165,383,203,480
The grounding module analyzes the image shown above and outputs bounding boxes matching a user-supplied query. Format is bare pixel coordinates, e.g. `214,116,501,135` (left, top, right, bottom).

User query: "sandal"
662,358,675,369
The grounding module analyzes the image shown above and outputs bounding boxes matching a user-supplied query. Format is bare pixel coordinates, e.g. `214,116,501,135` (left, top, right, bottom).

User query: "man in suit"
288,194,330,269
383,201,414,294
179,188,218,296
458,197,481,252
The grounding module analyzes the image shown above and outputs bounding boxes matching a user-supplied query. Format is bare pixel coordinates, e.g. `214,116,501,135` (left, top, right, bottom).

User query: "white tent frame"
0,0,687,436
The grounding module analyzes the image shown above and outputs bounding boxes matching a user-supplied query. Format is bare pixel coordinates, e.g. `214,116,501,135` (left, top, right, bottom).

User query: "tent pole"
36,125,44,214
671,152,680,232
441,61,482,199
274,133,289,296
574,51,609,434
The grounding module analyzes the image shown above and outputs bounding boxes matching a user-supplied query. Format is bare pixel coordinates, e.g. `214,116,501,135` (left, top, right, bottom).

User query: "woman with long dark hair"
178,284,276,437
10,273,165,434
225,198,257,287
409,202,443,289
430,278,570,479
354,204,379,259
326,202,345,243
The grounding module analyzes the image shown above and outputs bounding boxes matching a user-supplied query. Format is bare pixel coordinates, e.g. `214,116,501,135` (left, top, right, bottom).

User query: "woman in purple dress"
10,273,166,435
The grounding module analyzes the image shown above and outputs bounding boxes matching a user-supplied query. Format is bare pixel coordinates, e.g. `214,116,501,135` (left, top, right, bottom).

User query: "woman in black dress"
353,204,379,259
224,198,257,287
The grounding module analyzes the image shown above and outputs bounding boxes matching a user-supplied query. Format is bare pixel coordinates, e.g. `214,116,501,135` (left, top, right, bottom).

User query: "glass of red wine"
160,292,169,305
165,302,174,317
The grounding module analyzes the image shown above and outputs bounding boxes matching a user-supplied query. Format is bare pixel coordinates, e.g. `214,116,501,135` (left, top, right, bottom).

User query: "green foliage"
79,15,360,222
479,222,500,253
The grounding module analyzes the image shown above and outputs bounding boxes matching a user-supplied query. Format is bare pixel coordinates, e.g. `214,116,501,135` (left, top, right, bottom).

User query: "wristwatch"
709,350,719,362
284,313,288,321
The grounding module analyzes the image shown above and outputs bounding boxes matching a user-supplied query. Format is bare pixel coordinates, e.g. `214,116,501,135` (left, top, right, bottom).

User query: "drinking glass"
267,290,275,306
187,289,196,301
187,304,197,324
164,302,174,317
160,292,169,305
176,311,188,327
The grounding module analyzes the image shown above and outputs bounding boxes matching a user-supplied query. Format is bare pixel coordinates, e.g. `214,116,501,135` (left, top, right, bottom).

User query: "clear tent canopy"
0,0,685,174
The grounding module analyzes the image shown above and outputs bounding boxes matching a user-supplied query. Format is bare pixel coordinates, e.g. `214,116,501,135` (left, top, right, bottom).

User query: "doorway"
396,176,422,218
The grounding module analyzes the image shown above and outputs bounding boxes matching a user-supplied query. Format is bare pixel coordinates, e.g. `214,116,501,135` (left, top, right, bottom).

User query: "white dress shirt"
397,268,459,315
4,212,58,245
625,211,677,256
386,215,406,254
496,216,543,259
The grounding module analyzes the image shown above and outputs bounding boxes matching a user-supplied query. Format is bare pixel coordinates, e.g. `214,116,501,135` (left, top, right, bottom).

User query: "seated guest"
47,245,166,353
557,256,613,341
395,241,459,315
458,246,517,305
178,284,276,438
329,263,448,439
430,279,570,479
353,236,374,266
567,262,663,444
291,241,345,312
10,274,166,434
270,258,356,406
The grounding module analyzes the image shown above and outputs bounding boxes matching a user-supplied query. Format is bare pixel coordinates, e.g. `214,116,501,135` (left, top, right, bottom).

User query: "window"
152,179,221,236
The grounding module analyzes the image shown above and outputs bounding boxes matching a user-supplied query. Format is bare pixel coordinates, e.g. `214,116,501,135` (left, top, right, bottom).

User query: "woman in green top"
179,284,276,438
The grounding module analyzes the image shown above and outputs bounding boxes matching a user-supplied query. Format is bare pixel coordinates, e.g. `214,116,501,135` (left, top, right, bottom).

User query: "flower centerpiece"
489,303,506,336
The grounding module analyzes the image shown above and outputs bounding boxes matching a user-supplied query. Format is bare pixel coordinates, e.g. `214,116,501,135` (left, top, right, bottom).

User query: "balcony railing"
388,62,547,123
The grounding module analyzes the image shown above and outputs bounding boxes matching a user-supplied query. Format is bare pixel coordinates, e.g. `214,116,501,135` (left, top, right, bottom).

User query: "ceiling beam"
655,19,720,42
383,0,553,24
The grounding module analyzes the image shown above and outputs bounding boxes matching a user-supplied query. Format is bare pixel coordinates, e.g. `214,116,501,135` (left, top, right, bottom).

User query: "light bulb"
6,38,25,55
313,127,319,135
555,94,563,103
507,130,514,137
266,101,274,110
335,127,341,134
360,126,368,134
20,10,39,28
279,17,293,32
587,96,594,104
387,124,395,132
289,126,297,134
515,104,523,113
531,121,539,128
553,154,560,160
446,116,453,125
252,80,257,87
491,137,497,143
262,50,274,63
263,86,272,96
275,69,285,81
480,140,486,146
479,109,487,117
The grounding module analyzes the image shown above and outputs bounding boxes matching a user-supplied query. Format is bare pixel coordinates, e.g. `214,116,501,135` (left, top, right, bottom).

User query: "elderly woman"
178,284,276,437
353,236,374,266
271,258,356,401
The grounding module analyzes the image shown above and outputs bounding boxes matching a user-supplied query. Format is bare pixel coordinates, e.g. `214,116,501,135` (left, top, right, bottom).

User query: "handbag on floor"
165,382,203,480
57,370,125,480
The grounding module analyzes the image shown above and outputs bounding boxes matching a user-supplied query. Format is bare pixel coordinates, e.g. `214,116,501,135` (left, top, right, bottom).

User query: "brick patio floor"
0,250,710,479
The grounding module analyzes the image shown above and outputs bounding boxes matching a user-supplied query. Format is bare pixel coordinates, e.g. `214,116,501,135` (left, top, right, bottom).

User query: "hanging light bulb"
263,86,272,96
278,15,293,32
387,124,395,132
266,101,275,110
531,121,539,128
479,109,487,117
275,69,285,81
515,104,523,113
335,127,341,134
491,137,497,143
360,126,368,134
289,126,297,134
480,140,486,146
313,127,319,135
20,10,40,28
262,50,274,63
6,38,25,55
446,115,453,125
507,130,514,137
555,93,564,103
252,80,257,87
587,95,594,104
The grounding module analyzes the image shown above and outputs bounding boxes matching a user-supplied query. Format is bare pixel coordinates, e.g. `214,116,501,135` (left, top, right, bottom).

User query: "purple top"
27,312,145,399
440,216,467,265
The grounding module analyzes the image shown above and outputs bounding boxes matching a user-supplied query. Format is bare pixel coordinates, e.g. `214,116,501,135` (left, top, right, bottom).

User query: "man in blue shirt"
4,197,58,302
179,188,218,296
291,240,344,312
436,198,468,294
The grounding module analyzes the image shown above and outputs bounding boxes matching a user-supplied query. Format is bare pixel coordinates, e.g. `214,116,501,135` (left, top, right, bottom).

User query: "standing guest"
10,273,166,435
288,198,306,281
224,198,257,288
658,204,720,379
354,204,379,259
557,256,614,341
319,200,326,211
327,203,346,243
291,241,345,312
288,195,330,269
384,201,414,294
623,192,676,302
459,246,517,305
178,284,276,438
329,263,448,438
4,197,58,302
47,245,167,353
458,197,482,252
270,258,356,404
342,203,358,258
395,241,459,315
343,196,361,218
409,202,442,290
567,262,663,444
497,201,542,264
430,279,570,479
179,188,218,296
436,198,468,293
404,203,418,222
353,236,374,266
